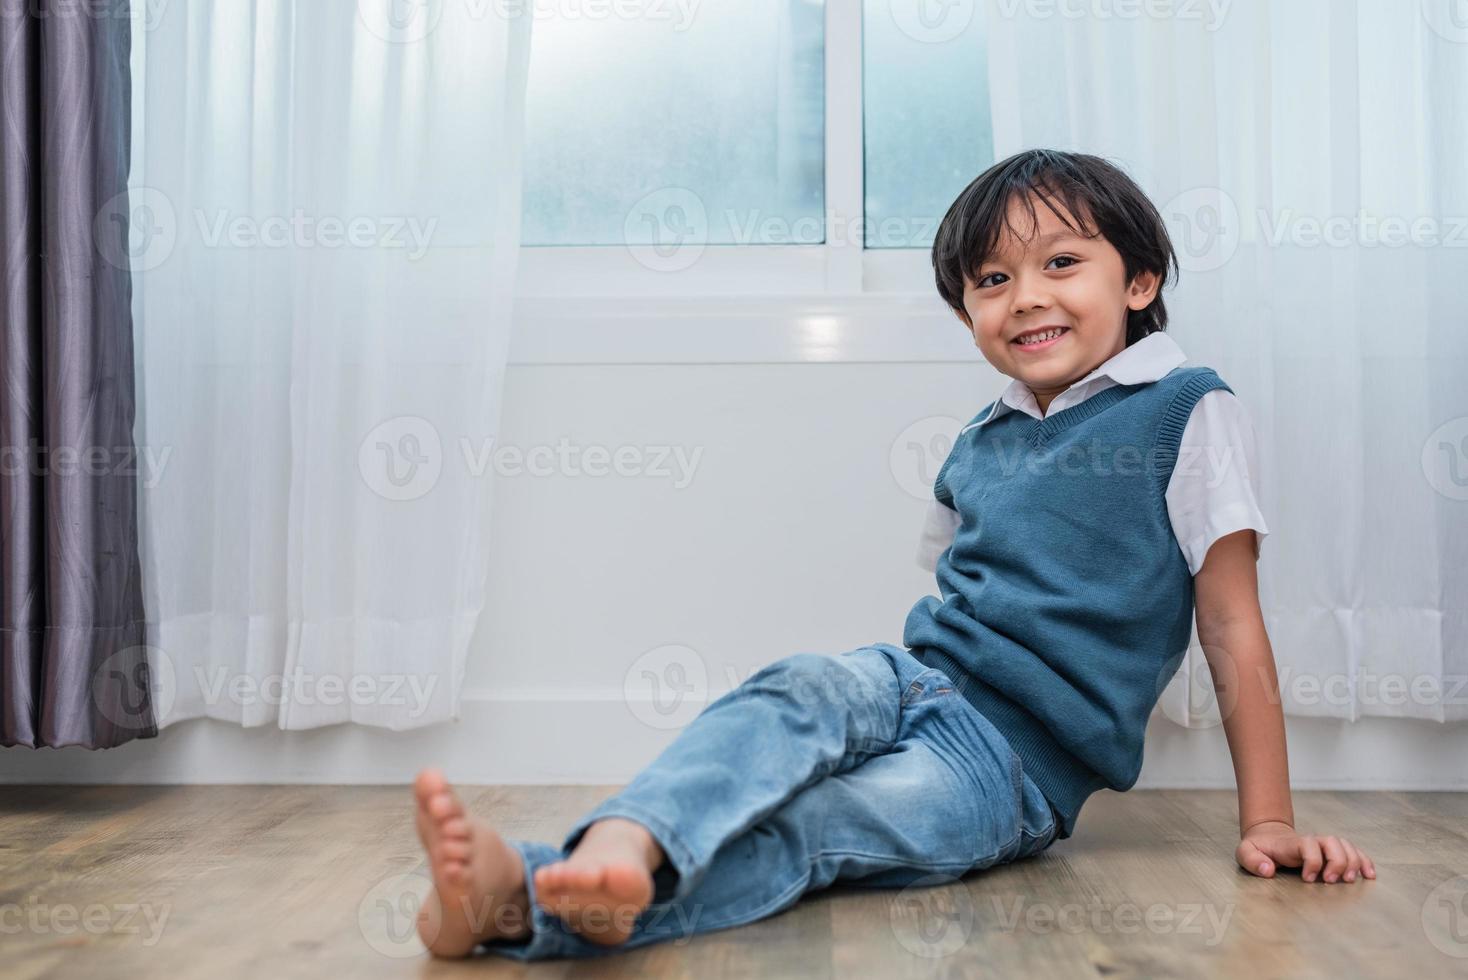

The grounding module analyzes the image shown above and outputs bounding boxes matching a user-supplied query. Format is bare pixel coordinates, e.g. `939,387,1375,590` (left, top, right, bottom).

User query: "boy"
410,149,1375,960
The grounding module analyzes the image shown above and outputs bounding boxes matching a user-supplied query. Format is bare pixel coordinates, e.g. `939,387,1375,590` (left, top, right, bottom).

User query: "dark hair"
931,149,1178,345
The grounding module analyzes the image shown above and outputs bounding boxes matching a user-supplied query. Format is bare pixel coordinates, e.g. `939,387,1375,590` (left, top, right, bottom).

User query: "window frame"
509,1,973,365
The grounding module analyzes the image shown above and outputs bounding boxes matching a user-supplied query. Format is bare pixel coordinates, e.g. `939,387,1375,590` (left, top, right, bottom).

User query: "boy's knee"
744,652,887,712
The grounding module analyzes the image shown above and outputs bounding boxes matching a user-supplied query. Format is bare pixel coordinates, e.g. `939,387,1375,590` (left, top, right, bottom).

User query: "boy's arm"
1192,528,1377,883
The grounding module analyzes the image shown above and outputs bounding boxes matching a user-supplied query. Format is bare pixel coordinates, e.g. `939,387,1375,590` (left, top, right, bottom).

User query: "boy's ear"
1127,269,1162,309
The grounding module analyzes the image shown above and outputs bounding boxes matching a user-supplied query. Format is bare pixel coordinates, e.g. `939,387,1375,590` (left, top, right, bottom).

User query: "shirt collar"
971,330,1189,430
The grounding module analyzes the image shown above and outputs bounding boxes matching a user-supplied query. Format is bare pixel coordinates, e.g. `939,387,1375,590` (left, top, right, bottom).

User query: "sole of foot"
412,768,530,957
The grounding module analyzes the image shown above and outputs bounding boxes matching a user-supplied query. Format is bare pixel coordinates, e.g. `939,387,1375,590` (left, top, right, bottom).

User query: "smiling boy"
409,148,1375,962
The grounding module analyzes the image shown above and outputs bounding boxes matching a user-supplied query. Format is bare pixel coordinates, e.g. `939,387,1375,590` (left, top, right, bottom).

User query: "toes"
440,817,470,841
414,768,447,805
428,789,464,822
534,864,565,892
436,839,471,862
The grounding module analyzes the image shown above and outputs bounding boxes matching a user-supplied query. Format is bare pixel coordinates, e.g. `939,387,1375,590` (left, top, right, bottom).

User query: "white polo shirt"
916,331,1270,578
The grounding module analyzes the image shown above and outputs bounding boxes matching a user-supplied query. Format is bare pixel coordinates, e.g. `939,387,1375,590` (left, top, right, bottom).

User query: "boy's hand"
1235,820,1377,882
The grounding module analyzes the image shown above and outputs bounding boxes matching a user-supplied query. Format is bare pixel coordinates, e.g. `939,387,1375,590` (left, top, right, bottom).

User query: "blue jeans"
480,643,1060,960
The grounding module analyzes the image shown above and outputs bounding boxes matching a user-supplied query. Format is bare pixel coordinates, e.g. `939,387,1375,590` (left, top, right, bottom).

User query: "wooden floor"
3,785,1466,978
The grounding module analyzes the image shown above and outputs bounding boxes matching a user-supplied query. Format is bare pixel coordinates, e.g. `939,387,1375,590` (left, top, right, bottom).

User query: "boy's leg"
564,645,916,898
479,655,1060,960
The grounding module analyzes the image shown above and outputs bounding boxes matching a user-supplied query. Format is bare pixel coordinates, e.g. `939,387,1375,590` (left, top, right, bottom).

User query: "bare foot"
412,768,532,957
532,817,663,946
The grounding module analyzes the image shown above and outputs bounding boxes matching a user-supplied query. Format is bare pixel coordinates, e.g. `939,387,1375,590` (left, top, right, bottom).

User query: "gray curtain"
0,2,155,747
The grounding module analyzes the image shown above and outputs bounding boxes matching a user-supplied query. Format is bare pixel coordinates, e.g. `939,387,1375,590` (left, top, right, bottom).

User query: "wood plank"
1,787,1461,978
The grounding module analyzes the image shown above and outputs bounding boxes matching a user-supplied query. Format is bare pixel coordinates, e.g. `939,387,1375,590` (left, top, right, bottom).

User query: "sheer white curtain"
985,0,1468,724
129,2,531,729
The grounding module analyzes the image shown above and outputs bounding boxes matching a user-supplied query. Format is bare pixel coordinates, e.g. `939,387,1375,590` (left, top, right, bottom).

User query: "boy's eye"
975,255,1078,290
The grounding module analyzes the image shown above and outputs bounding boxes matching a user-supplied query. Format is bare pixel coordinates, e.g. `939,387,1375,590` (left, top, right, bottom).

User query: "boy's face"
956,192,1160,402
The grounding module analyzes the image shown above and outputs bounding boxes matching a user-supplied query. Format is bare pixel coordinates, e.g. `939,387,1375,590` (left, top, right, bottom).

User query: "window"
512,2,989,364
862,1,992,249
522,1,826,247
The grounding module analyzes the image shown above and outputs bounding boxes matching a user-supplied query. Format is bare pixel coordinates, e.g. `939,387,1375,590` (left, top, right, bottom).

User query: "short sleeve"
1165,388,1271,576
916,498,961,573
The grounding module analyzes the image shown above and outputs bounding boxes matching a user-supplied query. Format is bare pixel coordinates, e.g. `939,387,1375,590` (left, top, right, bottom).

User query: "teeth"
1018,328,1065,346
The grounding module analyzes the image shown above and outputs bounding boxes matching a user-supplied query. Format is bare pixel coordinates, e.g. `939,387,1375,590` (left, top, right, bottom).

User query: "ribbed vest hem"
917,647,1110,840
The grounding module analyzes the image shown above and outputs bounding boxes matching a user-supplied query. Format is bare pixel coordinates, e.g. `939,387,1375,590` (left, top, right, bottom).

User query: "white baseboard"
2,697,1465,790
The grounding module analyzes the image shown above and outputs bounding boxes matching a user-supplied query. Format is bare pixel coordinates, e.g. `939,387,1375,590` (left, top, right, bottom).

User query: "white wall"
5,357,1467,789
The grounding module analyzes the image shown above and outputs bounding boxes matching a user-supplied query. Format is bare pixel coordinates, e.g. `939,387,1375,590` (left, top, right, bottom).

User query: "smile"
1012,326,1070,351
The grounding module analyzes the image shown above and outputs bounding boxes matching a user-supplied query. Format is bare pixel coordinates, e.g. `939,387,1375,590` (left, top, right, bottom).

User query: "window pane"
522,2,826,247
863,4,992,249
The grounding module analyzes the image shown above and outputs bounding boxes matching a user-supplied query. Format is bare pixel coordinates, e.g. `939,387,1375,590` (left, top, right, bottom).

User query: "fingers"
1300,835,1324,882
1318,836,1349,881
1304,835,1372,883
1240,830,1378,884
1236,839,1275,877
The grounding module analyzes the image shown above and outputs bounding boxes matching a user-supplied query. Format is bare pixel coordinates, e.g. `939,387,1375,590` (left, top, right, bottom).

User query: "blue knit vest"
903,365,1233,839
